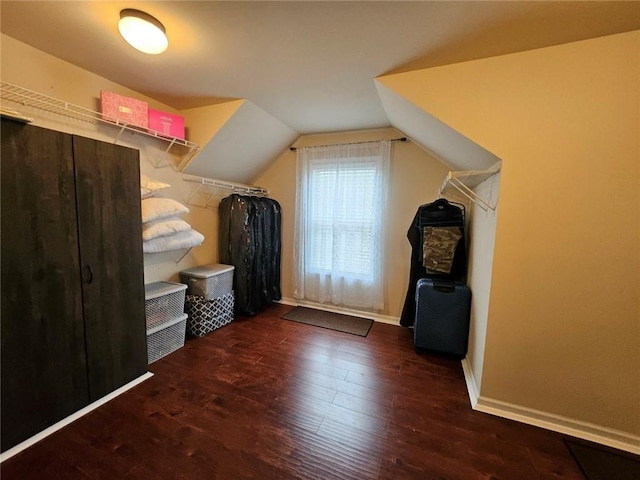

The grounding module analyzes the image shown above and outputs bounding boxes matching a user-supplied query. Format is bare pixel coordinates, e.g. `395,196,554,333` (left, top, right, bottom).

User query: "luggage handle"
432,281,456,294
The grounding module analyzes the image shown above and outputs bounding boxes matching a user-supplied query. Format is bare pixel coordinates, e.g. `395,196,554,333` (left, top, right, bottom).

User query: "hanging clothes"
399,199,467,327
422,226,463,274
219,194,282,316
265,198,283,301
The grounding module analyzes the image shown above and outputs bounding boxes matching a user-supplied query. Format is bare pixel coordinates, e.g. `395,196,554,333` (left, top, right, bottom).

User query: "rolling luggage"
414,278,471,357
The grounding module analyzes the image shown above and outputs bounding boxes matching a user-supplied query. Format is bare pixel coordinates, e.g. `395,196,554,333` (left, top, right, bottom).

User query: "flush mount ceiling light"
118,9,168,54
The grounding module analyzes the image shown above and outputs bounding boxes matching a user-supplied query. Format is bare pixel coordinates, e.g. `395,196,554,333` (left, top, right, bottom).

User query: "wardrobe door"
1,120,89,452
72,136,147,401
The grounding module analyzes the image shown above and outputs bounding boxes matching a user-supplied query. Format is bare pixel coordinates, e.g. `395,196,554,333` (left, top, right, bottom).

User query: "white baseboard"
277,297,400,326
475,396,640,455
460,358,640,455
460,357,480,408
0,371,154,463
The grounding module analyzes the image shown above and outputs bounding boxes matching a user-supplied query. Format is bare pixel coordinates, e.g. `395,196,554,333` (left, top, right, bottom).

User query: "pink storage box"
100,91,148,128
148,108,185,139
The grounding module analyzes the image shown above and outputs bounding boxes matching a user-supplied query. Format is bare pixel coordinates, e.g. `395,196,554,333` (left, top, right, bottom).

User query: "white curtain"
293,140,391,310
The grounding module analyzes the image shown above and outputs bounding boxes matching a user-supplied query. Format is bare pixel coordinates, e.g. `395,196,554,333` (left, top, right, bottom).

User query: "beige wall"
378,31,640,437
1,34,219,283
465,173,501,393
254,128,451,318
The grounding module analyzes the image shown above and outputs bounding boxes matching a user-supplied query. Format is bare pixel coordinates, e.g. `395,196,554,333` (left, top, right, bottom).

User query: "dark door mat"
564,438,640,480
281,307,373,336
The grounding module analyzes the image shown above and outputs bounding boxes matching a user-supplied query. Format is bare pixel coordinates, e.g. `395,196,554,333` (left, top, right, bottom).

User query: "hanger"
416,199,465,228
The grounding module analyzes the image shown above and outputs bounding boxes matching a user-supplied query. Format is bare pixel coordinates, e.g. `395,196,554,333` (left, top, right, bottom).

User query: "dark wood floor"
2,304,584,479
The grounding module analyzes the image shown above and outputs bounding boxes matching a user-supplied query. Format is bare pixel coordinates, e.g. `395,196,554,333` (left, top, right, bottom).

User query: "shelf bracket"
174,247,192,264
443,178,494,212
439,165,500,212
113,124,126,144
185,182,203,207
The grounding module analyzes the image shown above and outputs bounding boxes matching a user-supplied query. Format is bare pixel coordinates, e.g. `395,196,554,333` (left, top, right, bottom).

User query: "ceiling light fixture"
118,9,168,55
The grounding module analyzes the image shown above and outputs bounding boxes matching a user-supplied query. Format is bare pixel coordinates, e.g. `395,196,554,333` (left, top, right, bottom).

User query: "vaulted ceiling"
2,1,639,179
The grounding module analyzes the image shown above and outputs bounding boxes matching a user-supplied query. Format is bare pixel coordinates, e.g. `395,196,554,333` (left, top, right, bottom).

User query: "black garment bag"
219,194,282,316
219,194,258,315
400,199,467,327
264,198,282,302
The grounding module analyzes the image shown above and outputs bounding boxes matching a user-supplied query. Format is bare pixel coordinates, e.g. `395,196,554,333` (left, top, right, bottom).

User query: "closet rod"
183,177,269,195
289,137,407,151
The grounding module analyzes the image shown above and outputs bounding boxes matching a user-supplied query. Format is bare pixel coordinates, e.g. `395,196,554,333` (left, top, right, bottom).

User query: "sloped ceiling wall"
181,100,245,153
375,80,500,172
181,99,298,184
192,78,500,187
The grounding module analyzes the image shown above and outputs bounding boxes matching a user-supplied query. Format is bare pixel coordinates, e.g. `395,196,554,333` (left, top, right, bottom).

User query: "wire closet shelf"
439,164,501,212
0,82,200,166
183,177,269,209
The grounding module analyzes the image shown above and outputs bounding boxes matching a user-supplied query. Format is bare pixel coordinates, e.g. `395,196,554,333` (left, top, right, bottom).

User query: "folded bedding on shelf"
142,217,192,241
141,197,189,223
143,228,204,253
140,174,170,199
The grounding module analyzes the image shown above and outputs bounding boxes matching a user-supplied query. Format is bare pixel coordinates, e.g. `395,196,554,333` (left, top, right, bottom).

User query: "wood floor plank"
1,304,585,479
258,353,349,380
332,391,393,420
295,365,396,408
316,416,388,458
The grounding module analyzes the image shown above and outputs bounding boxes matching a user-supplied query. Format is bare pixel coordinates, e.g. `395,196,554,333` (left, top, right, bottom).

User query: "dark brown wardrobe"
1,119,148,452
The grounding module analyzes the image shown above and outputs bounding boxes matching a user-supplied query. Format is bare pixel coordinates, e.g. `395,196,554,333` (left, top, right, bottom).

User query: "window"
308,160,377,277
293,141,390,310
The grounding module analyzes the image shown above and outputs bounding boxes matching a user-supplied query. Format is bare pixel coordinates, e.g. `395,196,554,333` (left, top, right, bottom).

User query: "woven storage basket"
184,292,234,337
144,281,187,328
146,314,187,364
179,264,234,300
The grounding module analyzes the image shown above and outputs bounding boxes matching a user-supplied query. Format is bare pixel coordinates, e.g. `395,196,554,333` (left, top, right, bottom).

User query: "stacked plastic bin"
144,281,188,364
179,264,235,337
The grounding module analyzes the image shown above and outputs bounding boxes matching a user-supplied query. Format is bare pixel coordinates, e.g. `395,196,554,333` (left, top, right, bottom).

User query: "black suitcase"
414,278,471,356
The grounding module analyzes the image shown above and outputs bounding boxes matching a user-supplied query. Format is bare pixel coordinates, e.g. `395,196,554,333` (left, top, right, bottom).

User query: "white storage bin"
144,281,187,328
179,264,234,300
146,314,187,364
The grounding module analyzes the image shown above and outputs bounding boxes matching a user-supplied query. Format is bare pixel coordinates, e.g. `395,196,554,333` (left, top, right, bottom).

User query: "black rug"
281,307,373,336
565,438,640,480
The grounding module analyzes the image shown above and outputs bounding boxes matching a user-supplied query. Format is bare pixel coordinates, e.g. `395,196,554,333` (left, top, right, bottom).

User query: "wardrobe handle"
84,265,94,284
